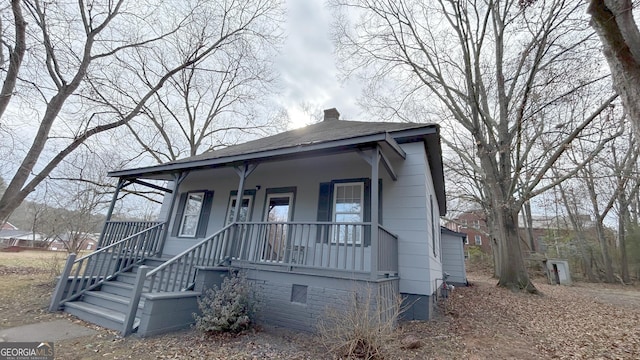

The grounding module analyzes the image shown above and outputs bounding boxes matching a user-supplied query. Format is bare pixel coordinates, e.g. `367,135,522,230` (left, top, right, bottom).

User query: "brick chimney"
323,108,340,122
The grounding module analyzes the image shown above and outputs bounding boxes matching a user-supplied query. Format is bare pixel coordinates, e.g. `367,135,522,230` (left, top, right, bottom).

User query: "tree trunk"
595,219,615,282
589,1,640,139
522,201,536,253
494,203,537,293
618,196,630,283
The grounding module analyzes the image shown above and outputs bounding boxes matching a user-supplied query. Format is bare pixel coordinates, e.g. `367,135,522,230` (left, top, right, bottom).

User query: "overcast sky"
275,0,363,128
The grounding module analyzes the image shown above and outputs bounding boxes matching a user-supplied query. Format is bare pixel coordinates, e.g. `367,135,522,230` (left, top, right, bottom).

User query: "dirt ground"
1,251,640,359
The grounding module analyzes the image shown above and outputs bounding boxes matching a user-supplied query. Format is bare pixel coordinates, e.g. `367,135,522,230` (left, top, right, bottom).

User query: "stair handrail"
145,223,235,291
49,222,166,311
121,223,235,336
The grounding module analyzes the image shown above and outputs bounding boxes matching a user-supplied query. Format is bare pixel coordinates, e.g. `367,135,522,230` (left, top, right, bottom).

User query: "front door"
262,192,293,262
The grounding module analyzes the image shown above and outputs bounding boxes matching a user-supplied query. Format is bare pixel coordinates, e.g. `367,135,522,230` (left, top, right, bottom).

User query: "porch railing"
121,224,234,335
230,222,374,273
99,221,164,248
122,221,398,335
378,226,399,275
145,223,234,293
49,222,165,311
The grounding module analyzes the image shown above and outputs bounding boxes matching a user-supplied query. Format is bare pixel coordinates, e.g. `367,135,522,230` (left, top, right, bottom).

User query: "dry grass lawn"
1,250,639,359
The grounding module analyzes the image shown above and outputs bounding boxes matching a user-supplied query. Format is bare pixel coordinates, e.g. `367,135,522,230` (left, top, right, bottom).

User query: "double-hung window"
226,196,253,224
333,182,364,244
179,192,204,237
475,235,482,245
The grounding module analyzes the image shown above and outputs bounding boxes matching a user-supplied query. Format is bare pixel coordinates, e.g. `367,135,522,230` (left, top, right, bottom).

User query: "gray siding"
441,231,467,285
161,144,440,296
383,142,441,296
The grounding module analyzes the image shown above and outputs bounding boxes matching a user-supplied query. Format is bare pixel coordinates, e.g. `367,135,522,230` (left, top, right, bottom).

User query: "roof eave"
107,130,422,179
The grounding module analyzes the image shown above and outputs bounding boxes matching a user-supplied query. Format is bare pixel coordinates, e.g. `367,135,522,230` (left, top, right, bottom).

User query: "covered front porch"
48,111,449,336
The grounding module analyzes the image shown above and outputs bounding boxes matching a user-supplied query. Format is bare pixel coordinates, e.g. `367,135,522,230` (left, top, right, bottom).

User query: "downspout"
97,178,125,248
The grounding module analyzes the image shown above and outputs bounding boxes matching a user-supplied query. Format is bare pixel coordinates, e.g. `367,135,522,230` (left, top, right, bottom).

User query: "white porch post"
370,146,380,280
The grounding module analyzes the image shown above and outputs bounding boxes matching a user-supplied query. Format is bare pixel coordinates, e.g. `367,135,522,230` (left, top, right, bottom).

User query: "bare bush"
317,285,403,360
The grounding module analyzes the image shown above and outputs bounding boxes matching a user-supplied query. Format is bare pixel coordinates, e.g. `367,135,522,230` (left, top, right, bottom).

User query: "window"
475,235,482,245
431,195,436,257
179,192,204,237
172,190,213,238
473,220,480,229
333,182,364,244
226,195,253,224
464,236,469,245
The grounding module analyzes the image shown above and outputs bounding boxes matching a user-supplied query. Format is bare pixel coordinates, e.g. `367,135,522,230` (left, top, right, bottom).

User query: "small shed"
545,259,572,285
440,227,468,286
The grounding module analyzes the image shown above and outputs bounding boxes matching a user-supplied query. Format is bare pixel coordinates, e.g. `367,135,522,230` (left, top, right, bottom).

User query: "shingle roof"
107,118,446,214
171,120,427,165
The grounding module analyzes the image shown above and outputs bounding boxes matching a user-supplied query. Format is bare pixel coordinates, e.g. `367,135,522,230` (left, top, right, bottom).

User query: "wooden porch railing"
230,222,374,273
99,221,164,248
121,224,235,335
49,222,165,311
378,226,399,275
122,222,398,336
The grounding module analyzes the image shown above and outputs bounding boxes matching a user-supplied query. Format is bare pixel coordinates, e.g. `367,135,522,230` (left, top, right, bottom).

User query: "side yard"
1,251,639,359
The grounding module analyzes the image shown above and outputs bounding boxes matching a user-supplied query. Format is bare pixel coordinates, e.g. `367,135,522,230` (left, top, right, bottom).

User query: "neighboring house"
446,210,492,255
0,227,47,248
440,227,467,286
1,222,18,230
50,109,447,337
49,233,99,252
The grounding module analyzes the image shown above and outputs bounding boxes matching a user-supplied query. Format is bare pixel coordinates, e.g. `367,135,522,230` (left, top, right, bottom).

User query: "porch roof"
108,120,446,214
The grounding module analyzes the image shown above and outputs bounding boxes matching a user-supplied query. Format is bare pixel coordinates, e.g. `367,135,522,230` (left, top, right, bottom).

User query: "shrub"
193,270,258,333
317,285,403,360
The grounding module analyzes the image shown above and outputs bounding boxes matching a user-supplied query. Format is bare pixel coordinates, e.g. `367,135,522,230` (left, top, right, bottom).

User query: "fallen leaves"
2,256,640,359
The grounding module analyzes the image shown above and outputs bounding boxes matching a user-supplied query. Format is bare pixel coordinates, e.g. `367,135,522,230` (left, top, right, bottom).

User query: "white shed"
440,227,468,286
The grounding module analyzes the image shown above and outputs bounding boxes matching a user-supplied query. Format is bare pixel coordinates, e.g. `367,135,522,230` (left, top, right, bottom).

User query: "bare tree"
0,0,284,222
332,0,618,291
125,55,285,163
553,111,638,283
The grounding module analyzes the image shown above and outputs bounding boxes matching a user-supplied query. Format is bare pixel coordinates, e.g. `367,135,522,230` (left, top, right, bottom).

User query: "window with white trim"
226,195,253,224
333,182,364,244
464,236,469,245
179,192,204,237
475,234,482,245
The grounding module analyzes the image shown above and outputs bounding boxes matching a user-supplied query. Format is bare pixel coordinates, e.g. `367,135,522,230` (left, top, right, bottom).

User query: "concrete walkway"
0,319,98,342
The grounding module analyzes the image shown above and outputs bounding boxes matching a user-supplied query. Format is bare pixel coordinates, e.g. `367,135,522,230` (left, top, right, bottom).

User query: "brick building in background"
446,210,492,255
446,210,560,258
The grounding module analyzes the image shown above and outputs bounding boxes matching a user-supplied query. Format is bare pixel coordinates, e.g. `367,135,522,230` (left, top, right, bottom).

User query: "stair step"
142,257,172,268
64,301,139,333
100,280,135,297
82,291,145,313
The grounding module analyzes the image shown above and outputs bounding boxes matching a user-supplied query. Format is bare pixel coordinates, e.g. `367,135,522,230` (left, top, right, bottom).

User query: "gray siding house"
50,109,447,336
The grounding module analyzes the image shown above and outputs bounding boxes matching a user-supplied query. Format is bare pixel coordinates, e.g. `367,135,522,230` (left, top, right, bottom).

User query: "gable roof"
108,119,446,214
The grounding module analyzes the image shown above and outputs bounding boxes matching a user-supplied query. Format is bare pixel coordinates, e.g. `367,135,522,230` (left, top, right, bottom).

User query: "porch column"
370,146,380,280
156,172,187,256
232,163,258,222
225,163,258,260
98,178,126,248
